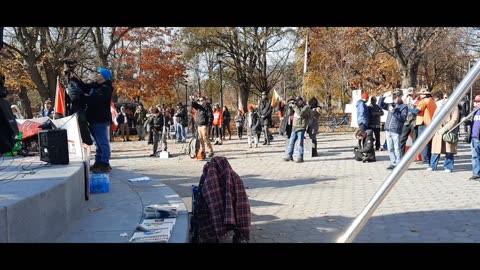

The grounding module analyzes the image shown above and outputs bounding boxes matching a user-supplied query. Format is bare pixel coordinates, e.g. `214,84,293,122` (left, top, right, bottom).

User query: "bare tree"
366,27,446,88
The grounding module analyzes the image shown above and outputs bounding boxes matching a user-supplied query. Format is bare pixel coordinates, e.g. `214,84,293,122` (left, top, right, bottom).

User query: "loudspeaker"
39,129,69,164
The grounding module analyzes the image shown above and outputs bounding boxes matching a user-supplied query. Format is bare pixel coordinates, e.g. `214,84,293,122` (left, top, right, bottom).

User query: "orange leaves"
114,28,185,102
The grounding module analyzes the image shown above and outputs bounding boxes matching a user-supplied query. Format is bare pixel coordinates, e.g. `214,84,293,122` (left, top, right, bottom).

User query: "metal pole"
220,61,223,109
470,60,474,113
337,60,480,243
185,83,188,105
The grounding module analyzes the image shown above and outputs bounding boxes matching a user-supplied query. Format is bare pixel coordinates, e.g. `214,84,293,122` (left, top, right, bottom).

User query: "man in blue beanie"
98,68,111,81
77,67,114,173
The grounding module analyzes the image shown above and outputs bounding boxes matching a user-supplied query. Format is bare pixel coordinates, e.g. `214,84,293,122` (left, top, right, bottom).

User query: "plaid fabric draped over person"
196,156,251,242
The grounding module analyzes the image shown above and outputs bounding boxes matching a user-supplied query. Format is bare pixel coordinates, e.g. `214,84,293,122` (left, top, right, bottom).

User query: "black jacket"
79,80,113,124
192,101,212,126
258,99,272,125
355,129,376,162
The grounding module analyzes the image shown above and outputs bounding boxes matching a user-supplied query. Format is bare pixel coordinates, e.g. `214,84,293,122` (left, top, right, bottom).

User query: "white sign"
344,104,353,114
350,89,362,128
51,114,83,159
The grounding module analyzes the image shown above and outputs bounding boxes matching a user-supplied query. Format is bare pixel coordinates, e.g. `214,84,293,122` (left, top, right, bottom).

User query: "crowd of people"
353,86,480,181
8,79,480,181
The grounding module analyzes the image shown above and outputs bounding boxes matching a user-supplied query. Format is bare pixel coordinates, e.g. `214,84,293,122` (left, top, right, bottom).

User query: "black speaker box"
39,129,69,164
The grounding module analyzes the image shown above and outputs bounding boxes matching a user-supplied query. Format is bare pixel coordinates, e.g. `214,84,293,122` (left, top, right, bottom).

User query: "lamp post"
216,52,224,108
470,59,476,110
184,79,188,105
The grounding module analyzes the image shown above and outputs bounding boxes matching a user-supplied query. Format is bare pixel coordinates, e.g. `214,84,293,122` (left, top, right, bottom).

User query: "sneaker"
283,157,293,162
469,175,480,180
91,163,111,174
386,165,395,170
207,152,214,158
426,167,433,171
444,169,452,173
296,158,304,163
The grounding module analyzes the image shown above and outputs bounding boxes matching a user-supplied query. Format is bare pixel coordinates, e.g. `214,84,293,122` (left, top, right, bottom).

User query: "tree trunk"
401,65,418,88
238,81,250,113
19,86,33,118
26,60,50,102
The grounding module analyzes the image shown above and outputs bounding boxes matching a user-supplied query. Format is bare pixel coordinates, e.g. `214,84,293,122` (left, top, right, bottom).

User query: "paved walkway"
55,163,189,243
109,131,480,243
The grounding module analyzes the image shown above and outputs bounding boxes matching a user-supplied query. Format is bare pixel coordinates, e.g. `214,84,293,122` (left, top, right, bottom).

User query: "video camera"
63,59,78,76
287,97,297,108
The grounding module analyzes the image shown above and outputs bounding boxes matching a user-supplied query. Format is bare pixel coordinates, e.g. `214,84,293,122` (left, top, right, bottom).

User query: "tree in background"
182,27,298,112
114,28,185,104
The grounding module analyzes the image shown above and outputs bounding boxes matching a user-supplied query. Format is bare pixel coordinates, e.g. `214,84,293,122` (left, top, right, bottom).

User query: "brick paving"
108,131,480,243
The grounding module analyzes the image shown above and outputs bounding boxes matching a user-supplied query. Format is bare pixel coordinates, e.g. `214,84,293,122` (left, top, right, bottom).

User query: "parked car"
114,102,139,136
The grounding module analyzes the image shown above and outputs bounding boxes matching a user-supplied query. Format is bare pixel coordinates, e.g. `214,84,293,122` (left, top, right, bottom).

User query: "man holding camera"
378,89,408,170
191,96,214,158
284,96,310,163
76,68,114,173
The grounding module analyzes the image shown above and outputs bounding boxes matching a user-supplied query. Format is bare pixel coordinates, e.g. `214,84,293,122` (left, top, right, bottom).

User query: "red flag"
110,101,118,132
54,77,66,117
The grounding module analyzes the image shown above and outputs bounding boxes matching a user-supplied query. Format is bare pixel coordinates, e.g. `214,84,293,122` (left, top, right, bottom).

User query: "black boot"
312,148,318,157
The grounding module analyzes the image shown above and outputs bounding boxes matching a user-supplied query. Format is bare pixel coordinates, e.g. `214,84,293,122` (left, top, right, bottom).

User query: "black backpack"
0,98,19,155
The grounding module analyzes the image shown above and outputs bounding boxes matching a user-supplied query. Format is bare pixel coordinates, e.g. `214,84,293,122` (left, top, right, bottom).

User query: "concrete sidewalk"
55,167,189,243
107,130,480,243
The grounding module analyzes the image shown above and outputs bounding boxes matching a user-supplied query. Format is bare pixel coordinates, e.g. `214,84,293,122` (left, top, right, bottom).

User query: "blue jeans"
386,131,401,166
472,138,480,176
90,122,111,165
418,124,432,163
430,153,454,170
287,130,305,159
175,123,185,142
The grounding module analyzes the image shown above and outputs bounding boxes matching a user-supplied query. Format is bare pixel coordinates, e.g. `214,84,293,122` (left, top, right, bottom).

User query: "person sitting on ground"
354,129,376,163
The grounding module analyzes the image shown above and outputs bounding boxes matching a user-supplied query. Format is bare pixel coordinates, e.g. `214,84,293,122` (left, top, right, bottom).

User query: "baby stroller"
189,156,251,243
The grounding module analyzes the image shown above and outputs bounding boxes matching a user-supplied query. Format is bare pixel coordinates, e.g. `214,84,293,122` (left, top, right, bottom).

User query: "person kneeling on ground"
354,129,376,163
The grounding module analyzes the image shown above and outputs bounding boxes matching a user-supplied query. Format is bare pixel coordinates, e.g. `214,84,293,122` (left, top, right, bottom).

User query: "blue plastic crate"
90,173,110,193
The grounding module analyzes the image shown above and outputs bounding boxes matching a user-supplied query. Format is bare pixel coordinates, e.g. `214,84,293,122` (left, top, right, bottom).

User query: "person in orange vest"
415,88,437,164
212,103,224,145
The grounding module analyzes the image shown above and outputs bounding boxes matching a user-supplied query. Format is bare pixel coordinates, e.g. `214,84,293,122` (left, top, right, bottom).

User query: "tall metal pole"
185,83,188,106
220,61,223,108
337,60,480,243
470,60,475,112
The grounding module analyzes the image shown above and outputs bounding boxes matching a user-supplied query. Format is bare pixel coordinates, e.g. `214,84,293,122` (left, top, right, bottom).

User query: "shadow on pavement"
249,209,480,243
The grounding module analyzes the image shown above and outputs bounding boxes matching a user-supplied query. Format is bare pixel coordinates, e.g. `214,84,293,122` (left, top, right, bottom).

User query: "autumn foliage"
114,28,185,102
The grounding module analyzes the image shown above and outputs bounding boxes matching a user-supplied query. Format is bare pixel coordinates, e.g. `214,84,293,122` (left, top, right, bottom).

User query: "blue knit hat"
97,67,112,81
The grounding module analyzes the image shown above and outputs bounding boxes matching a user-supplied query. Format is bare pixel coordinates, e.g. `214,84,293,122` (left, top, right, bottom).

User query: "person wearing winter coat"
246,104,261,148
426,100,459,172
234,109,245,140
354,129,376,162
